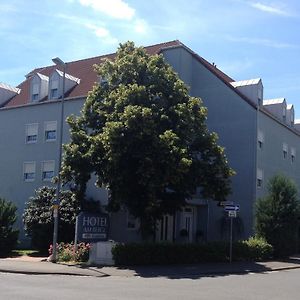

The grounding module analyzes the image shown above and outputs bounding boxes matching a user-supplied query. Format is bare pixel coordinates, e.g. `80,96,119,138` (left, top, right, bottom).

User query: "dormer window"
32,83,39,102
0,83,21,106
50,88,58,98
258,88,263,106
283,107,286,122
49,69,80,100
30,73,49,103
49,79,59,99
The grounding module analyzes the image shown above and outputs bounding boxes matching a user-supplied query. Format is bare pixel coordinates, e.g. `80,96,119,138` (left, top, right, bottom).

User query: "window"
32,83,39,102
258,88,263,106
25,123,38,144
41,161,55,181
283,143,288,159
127,212,139,230
23,162,36,182
258,130,264,149
257,168,263,188
50,88,58,99
49,80,59,99
291,147,296,163
283,107,286,122
44,121,57,141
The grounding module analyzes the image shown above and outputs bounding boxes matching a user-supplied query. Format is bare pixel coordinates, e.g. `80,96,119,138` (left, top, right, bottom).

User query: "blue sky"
1,0,300,116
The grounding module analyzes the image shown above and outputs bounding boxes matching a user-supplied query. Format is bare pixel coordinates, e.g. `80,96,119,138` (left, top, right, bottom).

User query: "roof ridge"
23,40,182,75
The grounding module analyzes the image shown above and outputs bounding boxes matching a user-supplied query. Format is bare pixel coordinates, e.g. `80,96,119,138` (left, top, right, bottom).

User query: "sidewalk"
1,255,300,278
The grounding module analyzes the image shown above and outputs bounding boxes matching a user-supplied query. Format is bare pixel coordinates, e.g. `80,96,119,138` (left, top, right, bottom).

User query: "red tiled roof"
4,41,182,108
3,40,239,109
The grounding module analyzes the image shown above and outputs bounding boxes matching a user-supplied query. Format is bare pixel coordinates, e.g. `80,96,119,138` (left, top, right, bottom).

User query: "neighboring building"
1,40,299,246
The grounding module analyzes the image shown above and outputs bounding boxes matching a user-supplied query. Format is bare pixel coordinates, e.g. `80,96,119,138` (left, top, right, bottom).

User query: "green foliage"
234,237,273,261
23,186,80,252
49,242,90,262
112,238,272,265
62,41,234,237
255,174,300,257
0,198,19,256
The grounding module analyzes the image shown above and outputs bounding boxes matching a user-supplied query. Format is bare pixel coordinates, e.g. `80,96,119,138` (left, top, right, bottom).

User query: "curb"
1,264,300,278
0,267,110,277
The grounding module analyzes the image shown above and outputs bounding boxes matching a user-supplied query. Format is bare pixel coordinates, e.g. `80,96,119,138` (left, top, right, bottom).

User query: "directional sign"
228,210,237,218
224,204,240,212
218,201,234,207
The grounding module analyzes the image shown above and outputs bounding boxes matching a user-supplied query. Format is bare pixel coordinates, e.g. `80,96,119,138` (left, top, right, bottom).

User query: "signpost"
223,203,240,263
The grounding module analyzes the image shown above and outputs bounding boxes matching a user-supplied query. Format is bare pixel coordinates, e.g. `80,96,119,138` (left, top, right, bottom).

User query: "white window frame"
257,168,263,188
258,130,264,149
25,123,38,144
291,147,296,163
32,83,39,102
41,160,55,181
23,161,36,182
50,88,58,99
44,121,57,142
283,143,288,159
126,211,139,230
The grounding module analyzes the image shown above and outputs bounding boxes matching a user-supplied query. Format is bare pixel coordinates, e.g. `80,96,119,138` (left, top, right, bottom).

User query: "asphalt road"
1,268,300,300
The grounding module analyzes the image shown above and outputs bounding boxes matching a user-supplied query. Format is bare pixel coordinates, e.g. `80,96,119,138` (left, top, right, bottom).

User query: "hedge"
112,237,273,266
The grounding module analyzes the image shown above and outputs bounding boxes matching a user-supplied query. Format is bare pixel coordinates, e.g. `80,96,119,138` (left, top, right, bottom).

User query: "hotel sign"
76,212,109,242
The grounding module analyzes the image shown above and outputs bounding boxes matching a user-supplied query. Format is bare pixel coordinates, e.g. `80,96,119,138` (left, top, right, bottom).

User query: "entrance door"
156,214,174,242
181,207,194,242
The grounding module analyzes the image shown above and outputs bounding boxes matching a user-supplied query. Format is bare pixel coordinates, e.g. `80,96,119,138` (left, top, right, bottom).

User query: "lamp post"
50,57,66,262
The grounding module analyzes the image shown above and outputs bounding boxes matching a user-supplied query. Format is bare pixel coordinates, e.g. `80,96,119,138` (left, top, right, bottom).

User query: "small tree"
23,186,79,252
62,41,234,237
255,174,300,257
0,198,19,256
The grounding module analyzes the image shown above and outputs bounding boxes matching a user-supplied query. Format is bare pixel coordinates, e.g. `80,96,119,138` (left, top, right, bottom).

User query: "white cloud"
249,2,290,16
78,0,135,20
84,23,118,44
226,35,298,48
133,19,149,34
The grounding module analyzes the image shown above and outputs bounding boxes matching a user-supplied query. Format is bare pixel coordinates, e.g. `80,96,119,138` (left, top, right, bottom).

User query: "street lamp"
50,57,66,262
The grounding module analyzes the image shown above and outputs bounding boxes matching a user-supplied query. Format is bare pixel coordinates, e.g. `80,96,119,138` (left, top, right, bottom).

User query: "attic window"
283,107,286,122
32,83,39,101
258,88,263,106
50,80,59,99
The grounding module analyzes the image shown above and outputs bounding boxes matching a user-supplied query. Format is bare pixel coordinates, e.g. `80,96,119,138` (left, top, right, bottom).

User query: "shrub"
23,186,80,252
234,237,273,261
112,239,272,266
255,174,300,257
49,242,91,262
0,198,19,256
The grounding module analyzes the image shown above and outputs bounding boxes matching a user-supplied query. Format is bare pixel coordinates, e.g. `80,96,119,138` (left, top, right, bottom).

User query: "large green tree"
62,42,234,236
255,174,300,257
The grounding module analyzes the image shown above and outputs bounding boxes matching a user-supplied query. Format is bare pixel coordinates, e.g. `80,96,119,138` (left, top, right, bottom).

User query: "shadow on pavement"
118,262,275,279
